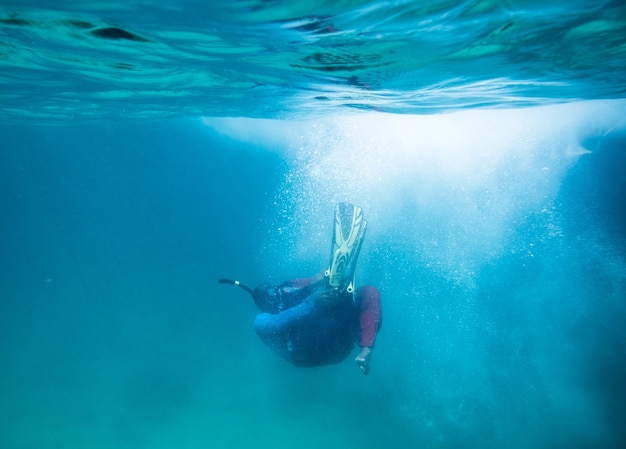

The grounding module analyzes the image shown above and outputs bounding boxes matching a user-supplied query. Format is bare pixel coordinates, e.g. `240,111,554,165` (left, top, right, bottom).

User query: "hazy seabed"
1,1,626,449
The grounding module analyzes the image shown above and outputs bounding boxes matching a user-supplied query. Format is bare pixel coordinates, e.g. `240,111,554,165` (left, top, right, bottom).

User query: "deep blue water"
1,1,626,449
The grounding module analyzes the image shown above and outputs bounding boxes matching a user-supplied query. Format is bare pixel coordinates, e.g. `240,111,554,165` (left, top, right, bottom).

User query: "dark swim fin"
325,203,367,294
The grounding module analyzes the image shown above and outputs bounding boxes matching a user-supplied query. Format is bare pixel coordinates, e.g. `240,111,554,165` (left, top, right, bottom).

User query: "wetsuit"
253,276,382,367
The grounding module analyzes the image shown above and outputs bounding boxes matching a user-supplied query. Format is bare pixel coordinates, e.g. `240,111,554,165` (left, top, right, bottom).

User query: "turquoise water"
1,0,626,120
1,1,626,449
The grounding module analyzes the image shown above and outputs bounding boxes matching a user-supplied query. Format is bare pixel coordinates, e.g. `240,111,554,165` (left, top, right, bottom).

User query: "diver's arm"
355,285,382,375
276,271,326,308
282,271,326,291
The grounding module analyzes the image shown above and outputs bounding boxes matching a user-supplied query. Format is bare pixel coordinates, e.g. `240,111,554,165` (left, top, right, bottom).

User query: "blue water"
1,1,626,449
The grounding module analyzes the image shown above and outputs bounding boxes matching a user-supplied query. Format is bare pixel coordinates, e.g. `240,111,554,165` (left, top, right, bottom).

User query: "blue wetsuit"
253,277,380,367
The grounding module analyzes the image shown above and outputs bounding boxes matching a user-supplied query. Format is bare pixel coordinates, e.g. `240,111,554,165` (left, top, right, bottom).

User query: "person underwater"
219,203,382,375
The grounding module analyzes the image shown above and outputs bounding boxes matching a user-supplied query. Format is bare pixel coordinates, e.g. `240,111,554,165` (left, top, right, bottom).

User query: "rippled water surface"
1,0,626,121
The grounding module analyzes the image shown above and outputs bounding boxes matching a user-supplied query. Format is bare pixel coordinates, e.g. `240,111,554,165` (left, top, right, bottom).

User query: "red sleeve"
284,278,312,289
356,285,382,347
283,272,325,290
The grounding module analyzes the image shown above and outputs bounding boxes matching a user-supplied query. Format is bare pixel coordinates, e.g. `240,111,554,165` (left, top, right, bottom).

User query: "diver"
219,203,382,374
219,273,382,375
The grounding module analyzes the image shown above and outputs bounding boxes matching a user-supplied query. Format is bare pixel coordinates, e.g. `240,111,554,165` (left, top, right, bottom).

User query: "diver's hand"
355,346,372,375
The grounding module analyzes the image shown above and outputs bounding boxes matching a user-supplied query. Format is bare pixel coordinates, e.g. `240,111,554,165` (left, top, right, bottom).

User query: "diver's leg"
253,299,315,362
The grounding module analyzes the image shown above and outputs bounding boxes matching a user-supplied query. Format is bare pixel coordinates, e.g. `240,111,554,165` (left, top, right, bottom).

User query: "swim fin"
325,203,367,295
